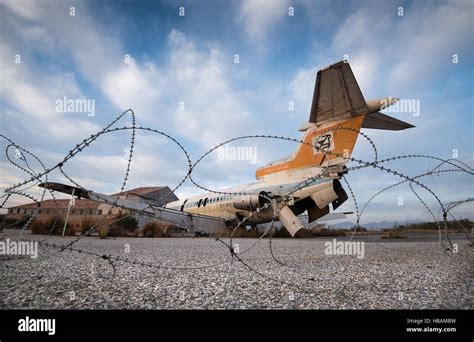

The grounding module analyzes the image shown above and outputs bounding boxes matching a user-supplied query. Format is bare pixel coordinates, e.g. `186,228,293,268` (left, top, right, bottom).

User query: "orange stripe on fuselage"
256,115,365,179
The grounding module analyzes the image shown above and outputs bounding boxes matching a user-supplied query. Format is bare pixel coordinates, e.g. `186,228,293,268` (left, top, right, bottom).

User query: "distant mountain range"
328,220,424,230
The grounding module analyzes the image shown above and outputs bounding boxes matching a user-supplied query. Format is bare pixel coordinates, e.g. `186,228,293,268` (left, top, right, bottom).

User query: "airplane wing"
38,182,229,236
308,61,369,126
314,212,353,222
298,212,352,224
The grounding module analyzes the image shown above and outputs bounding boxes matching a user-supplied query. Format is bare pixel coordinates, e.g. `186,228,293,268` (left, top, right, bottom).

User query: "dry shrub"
30,215,72,235
99,226,108,239
142,221,171,237
79,217,101,234
1,215,32,229
107,214,138,237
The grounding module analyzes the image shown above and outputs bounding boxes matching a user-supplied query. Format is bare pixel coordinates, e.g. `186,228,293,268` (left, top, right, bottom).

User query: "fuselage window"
203,198,208,207
198,199,202,207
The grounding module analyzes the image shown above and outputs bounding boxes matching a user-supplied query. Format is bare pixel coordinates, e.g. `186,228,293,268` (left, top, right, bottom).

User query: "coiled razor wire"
1,109,473,308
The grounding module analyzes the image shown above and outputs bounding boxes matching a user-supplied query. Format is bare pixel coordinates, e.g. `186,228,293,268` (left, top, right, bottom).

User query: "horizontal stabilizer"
362,112,414,131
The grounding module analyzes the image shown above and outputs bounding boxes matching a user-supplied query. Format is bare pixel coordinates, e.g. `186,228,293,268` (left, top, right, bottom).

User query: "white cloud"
1,1,254,149
0,40,100,142
238,0,290,45
347,50,382,98
102,59,163,116
101,28,254,148
0,0,44,21
288,66,318,116
387,1,472,93
331,0,473,95
161,30,254,146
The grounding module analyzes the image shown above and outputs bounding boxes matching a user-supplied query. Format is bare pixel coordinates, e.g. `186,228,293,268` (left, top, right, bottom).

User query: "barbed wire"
1,108,472,308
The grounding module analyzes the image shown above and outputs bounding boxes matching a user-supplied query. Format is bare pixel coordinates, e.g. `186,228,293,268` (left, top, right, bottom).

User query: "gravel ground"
1,229,472,309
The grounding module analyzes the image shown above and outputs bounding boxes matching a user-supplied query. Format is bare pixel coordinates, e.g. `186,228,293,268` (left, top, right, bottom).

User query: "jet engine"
366,97,399,113
306,179,348,224
232,191,270,211
311,179,348,210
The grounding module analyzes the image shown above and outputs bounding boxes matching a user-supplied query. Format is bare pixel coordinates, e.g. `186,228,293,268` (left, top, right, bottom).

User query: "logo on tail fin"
312,131,334,155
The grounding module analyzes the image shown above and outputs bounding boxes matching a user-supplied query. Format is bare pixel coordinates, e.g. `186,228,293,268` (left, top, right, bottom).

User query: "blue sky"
0,0,473,223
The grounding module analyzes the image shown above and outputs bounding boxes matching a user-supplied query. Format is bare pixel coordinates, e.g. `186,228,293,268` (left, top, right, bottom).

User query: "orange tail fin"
256,115,365,179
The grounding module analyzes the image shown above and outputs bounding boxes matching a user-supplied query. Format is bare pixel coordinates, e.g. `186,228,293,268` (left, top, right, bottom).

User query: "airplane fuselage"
164,176,332,225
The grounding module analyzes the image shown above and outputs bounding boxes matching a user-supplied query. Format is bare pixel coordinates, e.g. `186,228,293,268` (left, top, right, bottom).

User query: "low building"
5,186,179,231
6,198,100,218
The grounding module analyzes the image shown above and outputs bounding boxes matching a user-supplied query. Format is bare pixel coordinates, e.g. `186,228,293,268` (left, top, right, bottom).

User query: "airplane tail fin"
256,61,413,180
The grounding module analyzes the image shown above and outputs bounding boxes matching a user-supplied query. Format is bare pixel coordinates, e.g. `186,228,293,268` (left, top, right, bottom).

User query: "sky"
0,0,473,223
